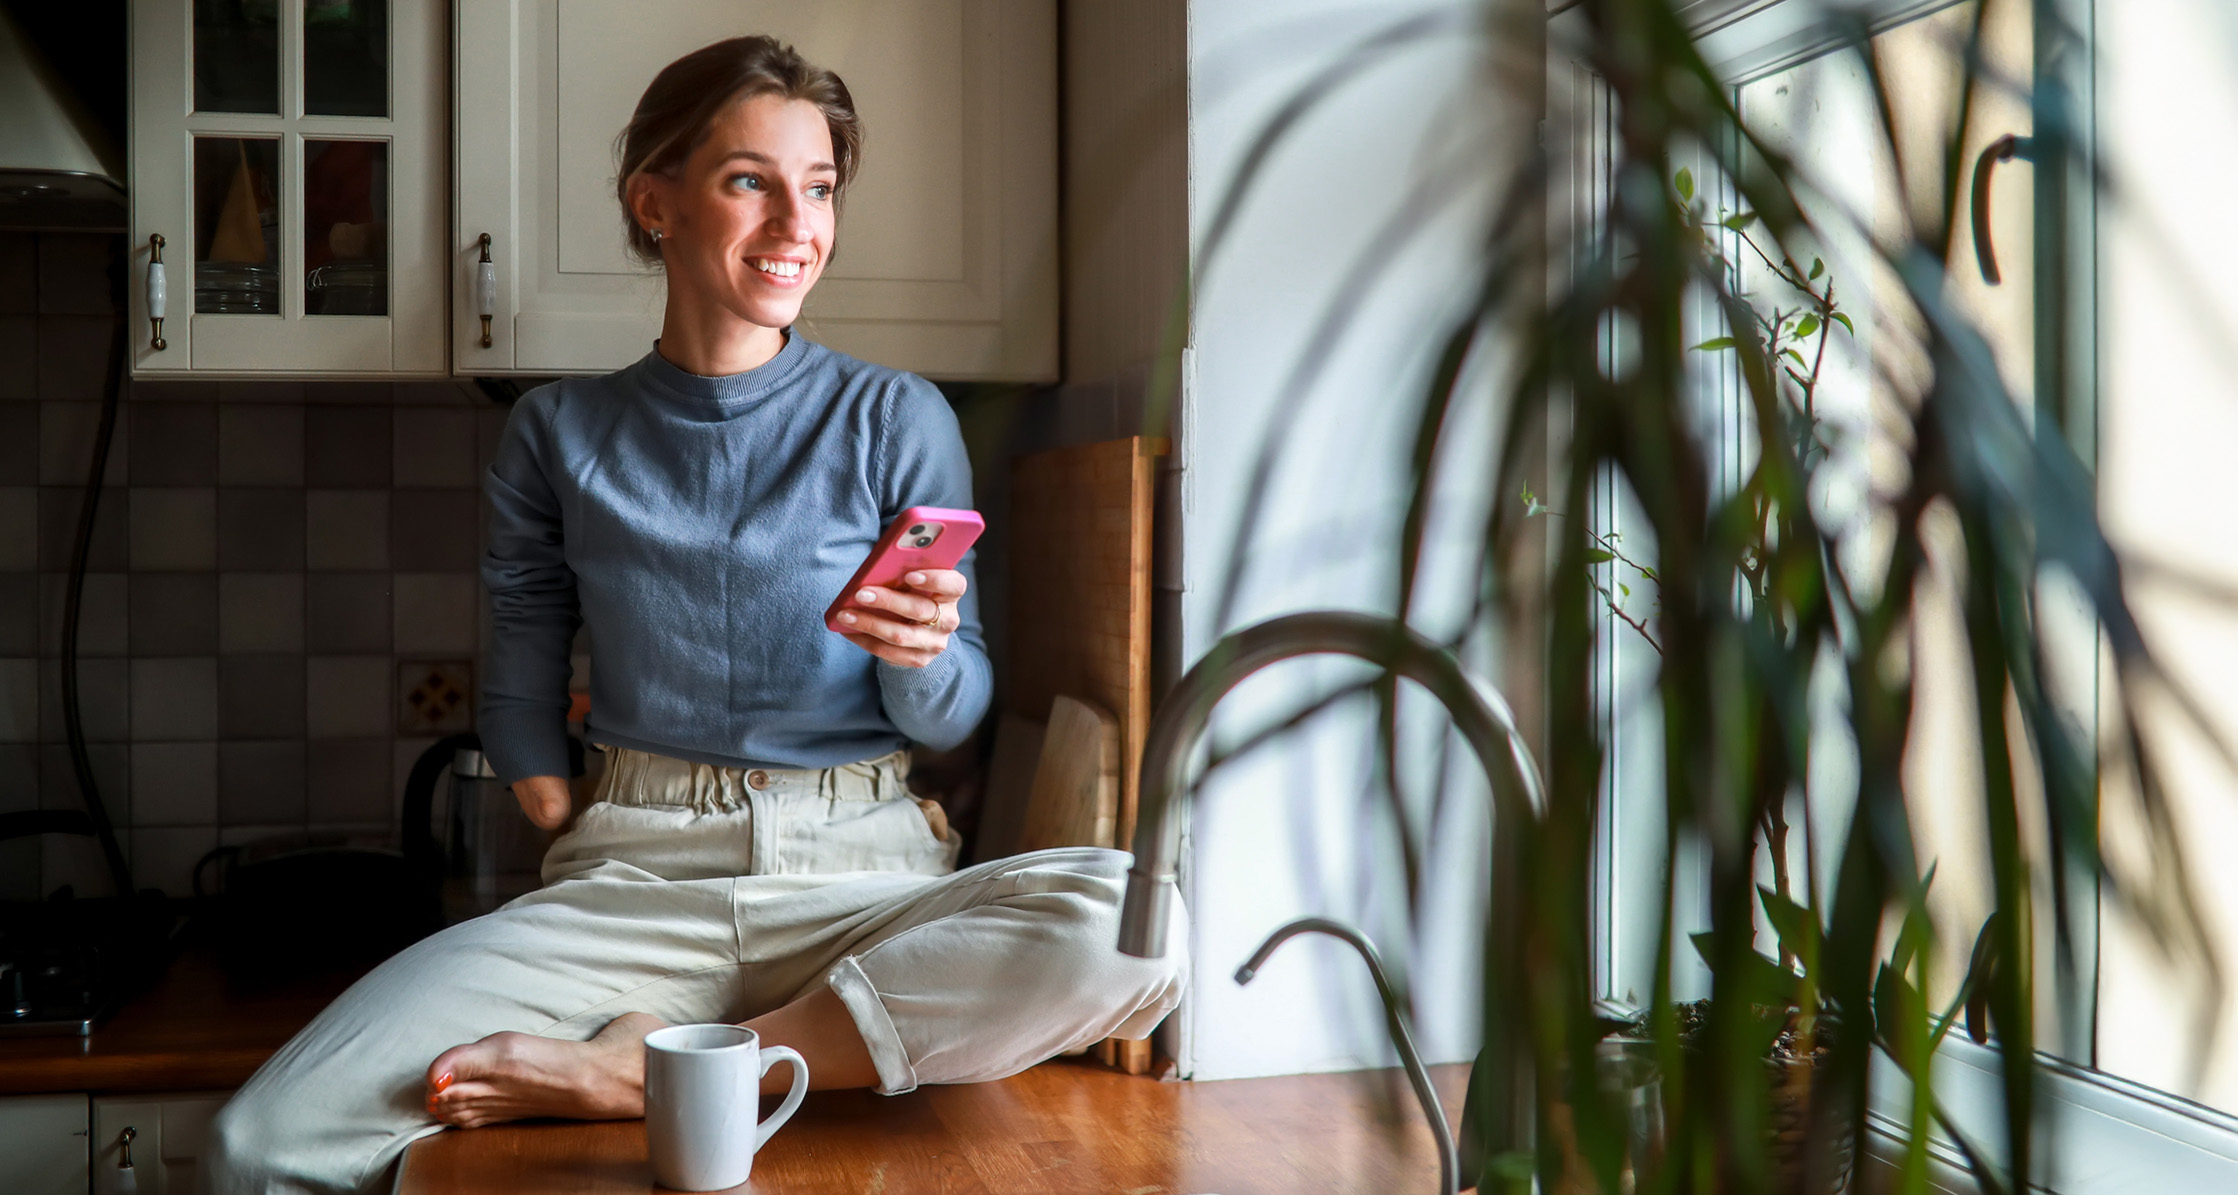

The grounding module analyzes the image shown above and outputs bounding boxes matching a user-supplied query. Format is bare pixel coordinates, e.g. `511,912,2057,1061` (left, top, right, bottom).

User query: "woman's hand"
834,569,966,668
513,775,573,830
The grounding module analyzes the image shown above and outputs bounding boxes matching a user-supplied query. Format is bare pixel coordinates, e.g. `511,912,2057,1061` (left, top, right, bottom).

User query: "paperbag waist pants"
205,747,1189,1195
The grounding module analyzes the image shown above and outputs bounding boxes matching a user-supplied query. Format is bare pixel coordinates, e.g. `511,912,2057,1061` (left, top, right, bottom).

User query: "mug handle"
754,1045,810,1151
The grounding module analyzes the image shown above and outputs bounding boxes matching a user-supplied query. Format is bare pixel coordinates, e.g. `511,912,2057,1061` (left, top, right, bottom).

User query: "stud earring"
650,228,665,244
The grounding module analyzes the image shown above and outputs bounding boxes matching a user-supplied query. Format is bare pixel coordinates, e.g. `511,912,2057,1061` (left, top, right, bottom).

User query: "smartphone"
825,506,985,634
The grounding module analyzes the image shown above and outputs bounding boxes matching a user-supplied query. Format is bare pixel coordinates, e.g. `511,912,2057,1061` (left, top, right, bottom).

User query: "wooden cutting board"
1020,694,1120,853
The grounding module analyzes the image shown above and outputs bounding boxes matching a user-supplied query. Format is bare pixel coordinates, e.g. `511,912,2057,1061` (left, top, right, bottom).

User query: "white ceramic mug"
643,1023,809,1191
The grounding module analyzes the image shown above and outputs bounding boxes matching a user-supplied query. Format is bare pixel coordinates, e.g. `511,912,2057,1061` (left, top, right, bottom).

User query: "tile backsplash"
1,231,511,901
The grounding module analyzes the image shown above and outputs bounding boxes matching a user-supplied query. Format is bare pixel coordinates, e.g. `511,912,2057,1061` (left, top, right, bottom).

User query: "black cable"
58,236,135,898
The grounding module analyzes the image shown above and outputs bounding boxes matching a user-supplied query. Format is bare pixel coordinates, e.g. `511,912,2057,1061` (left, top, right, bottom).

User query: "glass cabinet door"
131,0,445,377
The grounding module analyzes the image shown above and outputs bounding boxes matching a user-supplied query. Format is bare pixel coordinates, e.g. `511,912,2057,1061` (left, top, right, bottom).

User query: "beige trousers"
205,747,1189,1195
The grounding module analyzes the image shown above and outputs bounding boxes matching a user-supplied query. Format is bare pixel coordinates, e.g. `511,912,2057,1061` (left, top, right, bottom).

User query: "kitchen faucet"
1114,610,1547,1192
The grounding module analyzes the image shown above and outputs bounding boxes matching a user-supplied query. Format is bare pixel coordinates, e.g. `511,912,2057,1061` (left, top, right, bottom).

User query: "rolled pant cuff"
826,955,919,1095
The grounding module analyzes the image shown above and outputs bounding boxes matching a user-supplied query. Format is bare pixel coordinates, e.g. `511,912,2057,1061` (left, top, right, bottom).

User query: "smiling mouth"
750,257,806,281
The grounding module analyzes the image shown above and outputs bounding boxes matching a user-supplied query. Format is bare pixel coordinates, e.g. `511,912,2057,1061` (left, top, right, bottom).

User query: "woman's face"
633,93,839,332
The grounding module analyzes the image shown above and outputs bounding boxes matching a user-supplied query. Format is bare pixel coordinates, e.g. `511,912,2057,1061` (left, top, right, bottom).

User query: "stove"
0,897,178,1038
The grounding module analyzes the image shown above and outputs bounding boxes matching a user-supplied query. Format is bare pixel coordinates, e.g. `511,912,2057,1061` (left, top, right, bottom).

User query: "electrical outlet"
398,661,473,734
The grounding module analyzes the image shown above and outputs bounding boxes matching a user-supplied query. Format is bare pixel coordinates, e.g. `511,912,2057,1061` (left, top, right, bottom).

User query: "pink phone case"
824,506,985,633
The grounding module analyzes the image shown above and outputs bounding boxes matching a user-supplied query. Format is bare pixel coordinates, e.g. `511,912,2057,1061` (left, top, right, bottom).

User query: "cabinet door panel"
456,0,1055,380
0,1093,89,1195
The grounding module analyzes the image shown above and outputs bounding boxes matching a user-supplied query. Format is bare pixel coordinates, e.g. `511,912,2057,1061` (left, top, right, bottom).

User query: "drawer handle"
146,235,167,351
475,232,495,347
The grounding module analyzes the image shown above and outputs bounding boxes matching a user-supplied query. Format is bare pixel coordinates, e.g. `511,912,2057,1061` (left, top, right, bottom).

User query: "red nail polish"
435,1072,453,1093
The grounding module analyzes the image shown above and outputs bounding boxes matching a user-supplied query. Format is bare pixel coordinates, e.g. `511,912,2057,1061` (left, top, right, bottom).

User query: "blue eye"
732,174,763,192
808,184,833,201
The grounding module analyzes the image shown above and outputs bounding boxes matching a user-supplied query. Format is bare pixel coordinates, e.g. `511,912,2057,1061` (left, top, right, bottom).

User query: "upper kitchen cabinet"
453,0,1058,381
129,0,449,377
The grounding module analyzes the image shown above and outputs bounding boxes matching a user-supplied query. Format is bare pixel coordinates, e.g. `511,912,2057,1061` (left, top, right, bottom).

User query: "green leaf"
1618,582,1630,598
1809,257,1824,280
1585,549,1615,565
1722,211,1759,231
1783,348,1808,367
1692,336,1737,352
1831,311,1855,334
1758,886,1825,968
1795,314,1820,338
1675,167,1694,203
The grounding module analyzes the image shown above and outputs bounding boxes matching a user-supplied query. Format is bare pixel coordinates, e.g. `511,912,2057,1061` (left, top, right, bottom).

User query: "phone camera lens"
907,524,927,537
913,536,933,548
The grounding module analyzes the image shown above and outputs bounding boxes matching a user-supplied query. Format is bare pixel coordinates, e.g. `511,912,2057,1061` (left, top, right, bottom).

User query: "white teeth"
752,258,802,278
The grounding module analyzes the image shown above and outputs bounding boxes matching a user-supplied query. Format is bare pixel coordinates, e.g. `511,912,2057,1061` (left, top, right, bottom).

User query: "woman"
207,36,1186,1194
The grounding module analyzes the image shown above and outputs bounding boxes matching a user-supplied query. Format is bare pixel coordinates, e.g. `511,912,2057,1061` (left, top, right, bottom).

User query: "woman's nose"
766,192,814,244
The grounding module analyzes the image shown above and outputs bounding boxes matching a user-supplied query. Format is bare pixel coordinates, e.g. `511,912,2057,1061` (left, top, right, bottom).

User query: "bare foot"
424,1011,667,1128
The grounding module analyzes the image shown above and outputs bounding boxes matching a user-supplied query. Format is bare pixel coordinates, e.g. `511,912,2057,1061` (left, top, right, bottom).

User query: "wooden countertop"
399,1059,1470,1194
0,949,360,1095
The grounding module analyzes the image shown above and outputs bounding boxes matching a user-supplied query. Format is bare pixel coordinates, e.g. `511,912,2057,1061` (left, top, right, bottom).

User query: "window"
1560,0,2238,1185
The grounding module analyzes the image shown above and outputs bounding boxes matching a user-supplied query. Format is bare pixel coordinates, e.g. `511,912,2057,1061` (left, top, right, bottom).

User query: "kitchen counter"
398,1060,1471,1194
0,948,361,1095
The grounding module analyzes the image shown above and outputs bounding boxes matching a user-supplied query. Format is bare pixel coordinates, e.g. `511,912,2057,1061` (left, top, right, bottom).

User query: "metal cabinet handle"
474,233,495,347
1971,133,2035,285
146,235,168,350
116,1125,139,1193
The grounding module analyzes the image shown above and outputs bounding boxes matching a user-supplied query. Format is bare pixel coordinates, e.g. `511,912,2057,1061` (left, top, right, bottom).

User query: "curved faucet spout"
1115,611,1544,959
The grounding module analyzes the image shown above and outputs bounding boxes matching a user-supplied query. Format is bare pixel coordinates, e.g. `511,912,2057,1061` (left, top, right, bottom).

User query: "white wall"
1177,0,1535,1080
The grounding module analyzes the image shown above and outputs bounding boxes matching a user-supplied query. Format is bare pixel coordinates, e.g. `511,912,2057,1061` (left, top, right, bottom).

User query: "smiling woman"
197,34,1188,1195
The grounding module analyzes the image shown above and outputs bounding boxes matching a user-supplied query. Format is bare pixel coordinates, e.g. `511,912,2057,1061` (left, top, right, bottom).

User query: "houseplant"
1155,0,2224,1192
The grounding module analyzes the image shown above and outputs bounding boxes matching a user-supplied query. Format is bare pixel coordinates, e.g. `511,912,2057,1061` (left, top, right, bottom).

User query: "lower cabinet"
92,1093,233,1195
0,1094,89,1195
0,1091,232,1195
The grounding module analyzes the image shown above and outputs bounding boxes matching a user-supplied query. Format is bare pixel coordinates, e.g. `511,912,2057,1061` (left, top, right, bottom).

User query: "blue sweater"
477,336,992,784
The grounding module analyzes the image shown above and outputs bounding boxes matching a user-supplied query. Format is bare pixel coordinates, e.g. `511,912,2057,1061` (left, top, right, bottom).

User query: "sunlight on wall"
2093,0,2238,1115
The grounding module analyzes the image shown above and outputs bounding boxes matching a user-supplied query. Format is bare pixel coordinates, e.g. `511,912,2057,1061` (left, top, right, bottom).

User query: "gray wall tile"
130,656,217,740
218,572,305,653
40,572,128,656
129,379,221,403
392,408,478,488
307,737,392,823
306,406,392,487
394,380,476,406
218,488,306,571
40,399,127,485
131,741,218,825
218,654,307,738
132,825,217,898
219,405,305,486
38,658,129,742
301,382,390,405
219,739,306,824
391,490,479,571
0,574,33,656
0,403,37,483
36,235,119,315
0,657,33,741
0,487,32,570
305,490,389,570
0,742,35,812
218,823,296,846
393,572,480,655
0,318,33,400
128,572,218,656
392,734,436,820
39,743,129,824
35,316,115,400
129,487,218,570
218,380,303,405
0,233,32,314
308,655,390,737
308,573,390,653
128,403,217,486
38,485,128,571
